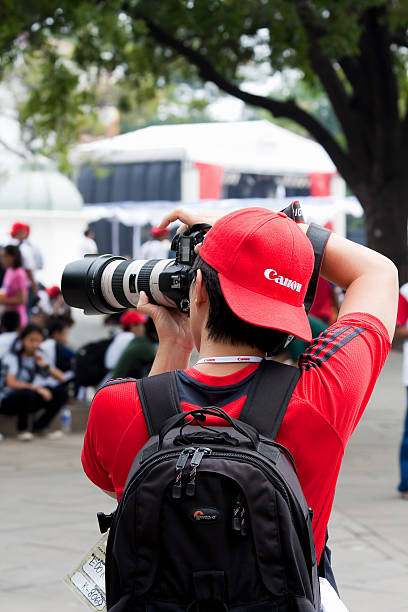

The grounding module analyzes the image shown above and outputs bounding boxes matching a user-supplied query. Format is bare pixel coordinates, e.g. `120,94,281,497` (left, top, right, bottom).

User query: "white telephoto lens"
100,260,125,309
149,259,176,307
122,259,148,307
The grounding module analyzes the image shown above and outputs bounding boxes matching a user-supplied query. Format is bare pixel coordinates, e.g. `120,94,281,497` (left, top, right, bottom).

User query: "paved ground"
0,350,407,611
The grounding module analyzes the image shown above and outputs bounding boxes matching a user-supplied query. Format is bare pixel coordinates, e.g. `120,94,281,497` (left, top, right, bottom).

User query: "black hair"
17,323,44,347
3,245,23,269
191,256,288,354
1,310,20,332
47,317,71,337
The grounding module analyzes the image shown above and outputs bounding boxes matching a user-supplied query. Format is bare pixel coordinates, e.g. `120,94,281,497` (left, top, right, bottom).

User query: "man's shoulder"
95,378,138,398
89,378,142,437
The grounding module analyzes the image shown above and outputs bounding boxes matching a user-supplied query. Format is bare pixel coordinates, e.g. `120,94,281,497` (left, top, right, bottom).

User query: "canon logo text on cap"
264,269,303,293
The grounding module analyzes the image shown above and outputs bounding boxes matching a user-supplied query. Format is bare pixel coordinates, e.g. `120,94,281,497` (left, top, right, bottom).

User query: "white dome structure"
0,170,83,210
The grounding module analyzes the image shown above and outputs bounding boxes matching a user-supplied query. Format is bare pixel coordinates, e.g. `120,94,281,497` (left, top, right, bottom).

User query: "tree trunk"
356,183,408,284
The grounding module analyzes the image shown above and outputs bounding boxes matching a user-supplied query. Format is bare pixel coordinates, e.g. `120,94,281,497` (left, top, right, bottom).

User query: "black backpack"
99,360,321,611
74,337,112,386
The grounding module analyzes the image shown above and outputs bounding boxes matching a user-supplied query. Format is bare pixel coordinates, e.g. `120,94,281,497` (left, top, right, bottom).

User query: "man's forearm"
149,341,192,376
319,231,398,340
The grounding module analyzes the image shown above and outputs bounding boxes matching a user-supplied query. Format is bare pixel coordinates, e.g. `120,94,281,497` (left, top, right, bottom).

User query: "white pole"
132,225,141,258
112,217,120,254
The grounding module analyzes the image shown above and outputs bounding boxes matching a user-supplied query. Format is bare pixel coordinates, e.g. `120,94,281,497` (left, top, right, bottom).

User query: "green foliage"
1,0,408,177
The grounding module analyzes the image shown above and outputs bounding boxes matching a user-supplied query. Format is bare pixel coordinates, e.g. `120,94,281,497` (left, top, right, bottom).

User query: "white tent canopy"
74,121,336,176
84,196,363,257
83,196,363,229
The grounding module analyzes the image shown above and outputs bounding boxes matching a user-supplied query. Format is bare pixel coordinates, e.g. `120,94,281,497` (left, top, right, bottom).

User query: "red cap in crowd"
46,286,61,299
120,310,147,328
150,226,169,237
10,222,29,237
200,208,315,341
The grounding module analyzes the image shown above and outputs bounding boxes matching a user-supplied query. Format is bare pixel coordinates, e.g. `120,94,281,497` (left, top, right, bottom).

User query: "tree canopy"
1,1,408,273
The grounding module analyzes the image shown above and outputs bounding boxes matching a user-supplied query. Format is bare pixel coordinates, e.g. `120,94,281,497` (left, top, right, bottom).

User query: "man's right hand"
137,291,194,354
158,207,221,234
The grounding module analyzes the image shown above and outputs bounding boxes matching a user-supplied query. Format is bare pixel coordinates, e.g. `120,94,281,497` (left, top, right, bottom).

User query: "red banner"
195,162,224,199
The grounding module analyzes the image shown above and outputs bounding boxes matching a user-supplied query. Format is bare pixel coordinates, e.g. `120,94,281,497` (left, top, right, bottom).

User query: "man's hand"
137,291,194,353
36,387,52,402
158,207,221,234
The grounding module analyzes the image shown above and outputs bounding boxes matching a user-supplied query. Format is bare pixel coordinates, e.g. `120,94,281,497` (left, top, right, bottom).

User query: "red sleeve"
82,381,146,495
298,312,390,446
397,290,408,326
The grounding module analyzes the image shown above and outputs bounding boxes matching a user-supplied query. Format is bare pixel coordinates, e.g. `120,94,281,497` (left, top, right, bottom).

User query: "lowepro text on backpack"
98,360,321,611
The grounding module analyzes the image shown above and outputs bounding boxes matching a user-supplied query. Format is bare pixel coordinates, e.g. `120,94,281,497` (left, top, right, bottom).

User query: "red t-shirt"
82,312,390,561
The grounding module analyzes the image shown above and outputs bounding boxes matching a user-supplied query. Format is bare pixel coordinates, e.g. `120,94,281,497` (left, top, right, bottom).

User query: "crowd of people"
0,221,162,441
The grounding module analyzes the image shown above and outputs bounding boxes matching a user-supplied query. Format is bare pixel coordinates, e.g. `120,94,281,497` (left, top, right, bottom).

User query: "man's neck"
194,337,265,377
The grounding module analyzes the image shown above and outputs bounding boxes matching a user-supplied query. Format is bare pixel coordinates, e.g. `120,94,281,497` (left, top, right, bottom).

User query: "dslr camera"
61,224,211,316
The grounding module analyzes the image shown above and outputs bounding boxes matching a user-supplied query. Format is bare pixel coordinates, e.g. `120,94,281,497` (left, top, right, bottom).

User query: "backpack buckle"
97,511,115,534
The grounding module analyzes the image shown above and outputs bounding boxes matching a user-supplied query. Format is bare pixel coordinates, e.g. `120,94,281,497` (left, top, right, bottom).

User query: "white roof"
0,171,83,211
74,121,336,175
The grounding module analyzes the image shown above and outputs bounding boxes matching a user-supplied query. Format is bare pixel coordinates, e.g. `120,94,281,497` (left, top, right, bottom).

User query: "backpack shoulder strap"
239,360,300,439
136,371,182,437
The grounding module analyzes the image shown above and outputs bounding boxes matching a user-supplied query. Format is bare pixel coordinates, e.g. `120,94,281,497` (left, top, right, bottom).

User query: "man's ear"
194,269,209,308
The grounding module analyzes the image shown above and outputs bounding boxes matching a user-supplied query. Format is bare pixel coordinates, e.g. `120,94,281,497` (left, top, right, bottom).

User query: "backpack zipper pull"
172,448,194,499
239,506,248,537
186,447,211,497
232,492,247,534
232,494,243,532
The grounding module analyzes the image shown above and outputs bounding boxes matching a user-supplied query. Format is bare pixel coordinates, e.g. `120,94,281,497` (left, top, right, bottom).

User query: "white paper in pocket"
319,577,349,612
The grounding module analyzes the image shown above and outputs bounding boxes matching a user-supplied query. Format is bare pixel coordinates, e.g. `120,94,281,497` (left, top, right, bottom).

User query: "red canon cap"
200,208,315,341
120,310,147,327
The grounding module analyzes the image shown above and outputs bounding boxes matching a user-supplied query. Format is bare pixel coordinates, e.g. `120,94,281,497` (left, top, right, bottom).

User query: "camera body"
61,224,211,316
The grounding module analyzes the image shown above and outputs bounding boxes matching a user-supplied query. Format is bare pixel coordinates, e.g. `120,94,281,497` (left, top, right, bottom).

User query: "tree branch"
0,137,29,159
129,12,355,182
294,3,369,168
390,31,408,49
337,55,361,92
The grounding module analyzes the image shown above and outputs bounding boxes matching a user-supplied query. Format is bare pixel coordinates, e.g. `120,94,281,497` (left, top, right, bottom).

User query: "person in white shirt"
0,311,20,359
104,310,147,372
39,317,75,388
79,228,98,257
140,227,171,260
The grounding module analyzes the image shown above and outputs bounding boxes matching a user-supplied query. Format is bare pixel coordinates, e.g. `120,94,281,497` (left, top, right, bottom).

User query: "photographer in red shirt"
82,207,397,582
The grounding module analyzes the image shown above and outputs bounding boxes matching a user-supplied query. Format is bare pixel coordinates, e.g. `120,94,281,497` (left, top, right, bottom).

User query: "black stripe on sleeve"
300,326,366,369
300,325,351,364
315,326,366,364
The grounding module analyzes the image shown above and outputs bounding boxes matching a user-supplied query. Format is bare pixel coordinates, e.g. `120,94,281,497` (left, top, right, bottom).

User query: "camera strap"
280,200,331,314
304,223,332,314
